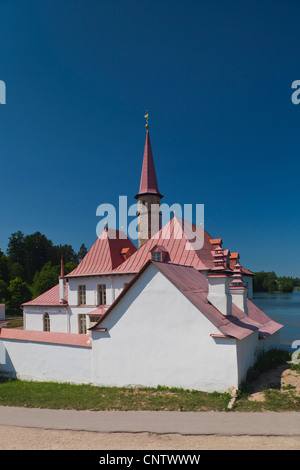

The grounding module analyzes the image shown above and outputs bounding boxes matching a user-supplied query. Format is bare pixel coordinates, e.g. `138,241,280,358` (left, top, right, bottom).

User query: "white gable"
92,263,239,391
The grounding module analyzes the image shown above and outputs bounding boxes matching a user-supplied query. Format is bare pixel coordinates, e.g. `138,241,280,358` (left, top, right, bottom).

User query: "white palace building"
0,125,283,392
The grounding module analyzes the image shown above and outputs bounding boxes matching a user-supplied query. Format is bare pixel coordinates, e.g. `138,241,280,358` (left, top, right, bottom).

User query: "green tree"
7,231,25,265
23,232,54,283
7,277,32,312
32,261,78,298
51,244,78,265
0,280,9,303
32,262,60,298
8,261,24,279
64,261,77,275
278,277,294,293
267,277,277,293
77,243,88,262
0,249,9,283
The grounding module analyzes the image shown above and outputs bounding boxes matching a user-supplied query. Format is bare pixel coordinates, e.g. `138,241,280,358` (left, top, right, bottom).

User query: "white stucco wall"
23,274,135,334
67,275,134,307
0,338,92,384
24,306,69,332
236,330,259,385
91,264,240,392
257,330,281,355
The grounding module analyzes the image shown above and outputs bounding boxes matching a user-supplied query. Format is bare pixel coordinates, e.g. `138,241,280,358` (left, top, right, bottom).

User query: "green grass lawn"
0,379,231,411
4,317,23,328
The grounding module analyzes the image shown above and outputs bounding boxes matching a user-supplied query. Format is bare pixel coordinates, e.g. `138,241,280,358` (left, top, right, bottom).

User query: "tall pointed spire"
135,116,163,248
135,123,162,199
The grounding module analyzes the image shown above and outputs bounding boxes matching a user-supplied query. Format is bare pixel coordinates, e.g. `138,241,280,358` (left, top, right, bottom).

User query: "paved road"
0,406,300,436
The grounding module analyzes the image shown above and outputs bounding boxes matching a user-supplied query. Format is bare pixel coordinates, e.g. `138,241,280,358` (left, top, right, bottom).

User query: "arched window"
43,312,50,332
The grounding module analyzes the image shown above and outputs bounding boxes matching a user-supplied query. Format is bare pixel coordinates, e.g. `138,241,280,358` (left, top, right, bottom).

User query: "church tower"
135,119,163,248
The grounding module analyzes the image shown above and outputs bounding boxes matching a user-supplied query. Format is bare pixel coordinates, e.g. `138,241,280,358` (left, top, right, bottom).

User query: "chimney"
230,261,248,314
207,245,232,316
59,255,67,304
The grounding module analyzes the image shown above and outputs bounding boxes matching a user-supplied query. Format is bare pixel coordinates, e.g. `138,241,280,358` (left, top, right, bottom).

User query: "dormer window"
121,247,132,261
150,245,168,263
152,251,162,262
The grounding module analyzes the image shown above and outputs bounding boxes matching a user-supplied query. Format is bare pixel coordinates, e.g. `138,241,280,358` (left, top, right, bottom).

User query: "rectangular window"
78,285,86,305
78,314,86,334
43,313,50,332
97,284,107,306
152,251,162,262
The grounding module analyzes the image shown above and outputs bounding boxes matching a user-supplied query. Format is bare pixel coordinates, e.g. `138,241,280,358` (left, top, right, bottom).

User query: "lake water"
252,291,300,352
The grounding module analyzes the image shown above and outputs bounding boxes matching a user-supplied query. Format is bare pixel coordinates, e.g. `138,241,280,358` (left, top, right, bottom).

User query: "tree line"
0,231,87,315
253,271,300,293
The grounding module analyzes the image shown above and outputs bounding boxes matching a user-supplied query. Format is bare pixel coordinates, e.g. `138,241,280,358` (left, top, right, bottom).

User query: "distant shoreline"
253,290,299,294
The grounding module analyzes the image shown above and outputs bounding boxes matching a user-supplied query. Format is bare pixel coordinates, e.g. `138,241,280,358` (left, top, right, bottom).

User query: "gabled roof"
113,216,216,274
92,260,282,340
135,131,162,198
65,227,137,278
22,283,68,307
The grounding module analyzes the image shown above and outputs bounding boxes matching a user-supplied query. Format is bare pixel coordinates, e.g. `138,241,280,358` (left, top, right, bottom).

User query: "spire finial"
144,110,149,131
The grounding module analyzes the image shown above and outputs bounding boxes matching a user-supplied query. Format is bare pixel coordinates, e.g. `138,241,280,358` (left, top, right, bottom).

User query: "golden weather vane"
144,110,149,130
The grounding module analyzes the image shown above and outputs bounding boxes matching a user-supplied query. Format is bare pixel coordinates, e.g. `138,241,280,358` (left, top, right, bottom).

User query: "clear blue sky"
0,0,299,276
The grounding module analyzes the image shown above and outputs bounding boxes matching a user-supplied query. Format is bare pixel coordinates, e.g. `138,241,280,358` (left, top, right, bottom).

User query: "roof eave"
134,191,163,200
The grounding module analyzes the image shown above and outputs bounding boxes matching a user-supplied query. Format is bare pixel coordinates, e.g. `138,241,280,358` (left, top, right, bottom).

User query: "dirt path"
0,425,299,450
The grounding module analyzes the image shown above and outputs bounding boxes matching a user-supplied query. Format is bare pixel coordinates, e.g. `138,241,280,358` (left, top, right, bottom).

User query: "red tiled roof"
135,131,162,198
22,283,68,307
86,306,107,316
92,260,280,340
0,328,92,348
247,299,283,337
113,217,215,274
65,227,137,277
